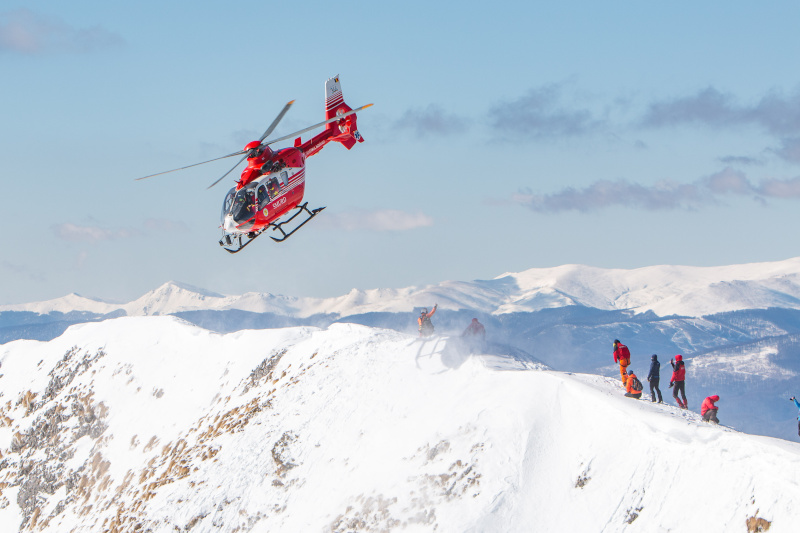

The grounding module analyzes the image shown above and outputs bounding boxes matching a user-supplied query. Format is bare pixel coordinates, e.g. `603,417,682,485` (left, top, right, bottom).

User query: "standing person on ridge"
462,318,486,339
790,397,800,436
670,355,688,409
612,340,631,386
701,395,720,424
647,354,663,403
624,369,643,399
461,317,486,353
418,304,438,337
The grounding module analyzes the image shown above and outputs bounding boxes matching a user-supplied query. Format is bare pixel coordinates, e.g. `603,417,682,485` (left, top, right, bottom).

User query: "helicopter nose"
223,216,237,233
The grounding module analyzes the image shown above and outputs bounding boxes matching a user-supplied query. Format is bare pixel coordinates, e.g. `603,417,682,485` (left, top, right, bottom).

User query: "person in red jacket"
461,317,486,353
624,370,643,399
462,318,485,339
701,395,719,424
670,355,688,409
613,340,631,386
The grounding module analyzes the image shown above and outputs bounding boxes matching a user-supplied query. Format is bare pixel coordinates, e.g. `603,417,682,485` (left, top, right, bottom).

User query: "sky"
2,1,800,304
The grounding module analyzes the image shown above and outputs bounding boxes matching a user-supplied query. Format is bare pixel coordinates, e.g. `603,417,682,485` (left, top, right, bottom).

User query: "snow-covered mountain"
0,317,796,532
5,258,800,442
6,257,800,318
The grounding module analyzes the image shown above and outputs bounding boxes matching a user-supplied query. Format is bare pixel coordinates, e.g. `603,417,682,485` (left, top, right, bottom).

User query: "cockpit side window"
257,185,269,205
280,171,289,187
267,177,280,197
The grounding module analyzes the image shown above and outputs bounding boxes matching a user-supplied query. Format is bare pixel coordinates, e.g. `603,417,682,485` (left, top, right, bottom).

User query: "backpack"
419,315,433,332
631,376,643,392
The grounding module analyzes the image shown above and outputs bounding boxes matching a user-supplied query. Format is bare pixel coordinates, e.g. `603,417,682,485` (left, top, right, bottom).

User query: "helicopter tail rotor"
323,75,365,150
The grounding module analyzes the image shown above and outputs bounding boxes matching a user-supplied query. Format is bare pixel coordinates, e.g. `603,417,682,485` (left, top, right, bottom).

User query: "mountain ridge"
0,316,796,531
6,257,800,318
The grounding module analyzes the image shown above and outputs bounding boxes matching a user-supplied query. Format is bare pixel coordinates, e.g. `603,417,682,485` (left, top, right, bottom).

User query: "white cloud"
51,223,139,243
641,86,800,136
774,137,800,164
143,218,190,233
1,260,46,282
489,83,604,138
394,105,469,137
323,209,434,231
0,9,123,55
514,168,800,213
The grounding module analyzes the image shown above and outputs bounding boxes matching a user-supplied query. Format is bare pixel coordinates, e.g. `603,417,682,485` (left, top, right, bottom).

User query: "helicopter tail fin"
324,75,364,149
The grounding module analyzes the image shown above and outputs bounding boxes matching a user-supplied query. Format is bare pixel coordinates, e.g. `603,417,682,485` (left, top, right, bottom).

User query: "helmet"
675,354,683,362
628,370,634,375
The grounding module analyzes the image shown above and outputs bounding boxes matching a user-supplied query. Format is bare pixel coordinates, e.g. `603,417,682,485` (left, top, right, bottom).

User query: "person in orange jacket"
418,304,438,337
701,395,720,424
613,340,631,386
624,370,643,399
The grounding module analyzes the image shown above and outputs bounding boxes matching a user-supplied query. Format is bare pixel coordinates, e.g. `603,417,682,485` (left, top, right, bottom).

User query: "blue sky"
2,1,800,304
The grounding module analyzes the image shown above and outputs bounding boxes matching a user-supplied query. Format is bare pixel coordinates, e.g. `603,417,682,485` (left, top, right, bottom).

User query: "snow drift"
0,317,797,532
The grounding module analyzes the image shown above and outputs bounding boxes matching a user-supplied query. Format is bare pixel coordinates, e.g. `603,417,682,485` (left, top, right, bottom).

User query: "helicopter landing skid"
269,202,326,243
218,202,325,253
219,229,266,254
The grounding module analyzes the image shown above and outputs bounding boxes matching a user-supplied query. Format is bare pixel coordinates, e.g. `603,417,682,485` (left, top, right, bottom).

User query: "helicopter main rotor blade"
207,153,248,190
134,150,246,181
259,100,295,143
203,100,295,189
264,103,374,146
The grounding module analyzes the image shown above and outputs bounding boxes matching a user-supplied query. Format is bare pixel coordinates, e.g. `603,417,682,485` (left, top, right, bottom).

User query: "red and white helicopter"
137,75,371,253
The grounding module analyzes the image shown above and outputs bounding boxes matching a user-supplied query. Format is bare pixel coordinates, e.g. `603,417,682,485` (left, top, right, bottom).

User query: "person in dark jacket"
701,395,720,423
647,354,663,403
791,397,800,436
670,355,688,409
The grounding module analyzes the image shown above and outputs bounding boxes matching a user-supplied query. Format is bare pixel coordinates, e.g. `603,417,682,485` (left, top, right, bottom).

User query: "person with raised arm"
670,355,688,409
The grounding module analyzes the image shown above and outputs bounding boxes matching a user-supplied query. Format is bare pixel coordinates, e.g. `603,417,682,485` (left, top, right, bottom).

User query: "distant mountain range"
5,257,800,318
3,257,800,440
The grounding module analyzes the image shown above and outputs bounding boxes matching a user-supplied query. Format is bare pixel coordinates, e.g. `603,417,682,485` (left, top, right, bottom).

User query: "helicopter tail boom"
324,75,364,150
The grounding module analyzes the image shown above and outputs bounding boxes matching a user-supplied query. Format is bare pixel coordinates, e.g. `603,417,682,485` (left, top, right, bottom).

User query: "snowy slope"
0,317,797,532
6,257,800,319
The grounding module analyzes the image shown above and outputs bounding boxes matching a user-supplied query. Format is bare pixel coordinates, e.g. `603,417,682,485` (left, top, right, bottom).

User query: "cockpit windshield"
221,188,235,223
221,187,258,225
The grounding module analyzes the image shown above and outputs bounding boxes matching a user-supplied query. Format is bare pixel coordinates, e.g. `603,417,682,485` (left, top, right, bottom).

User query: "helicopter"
136,75,372,253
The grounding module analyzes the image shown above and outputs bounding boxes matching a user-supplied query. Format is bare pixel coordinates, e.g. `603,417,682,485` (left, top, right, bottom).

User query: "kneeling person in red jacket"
624,370,643,399
701,395,720,424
